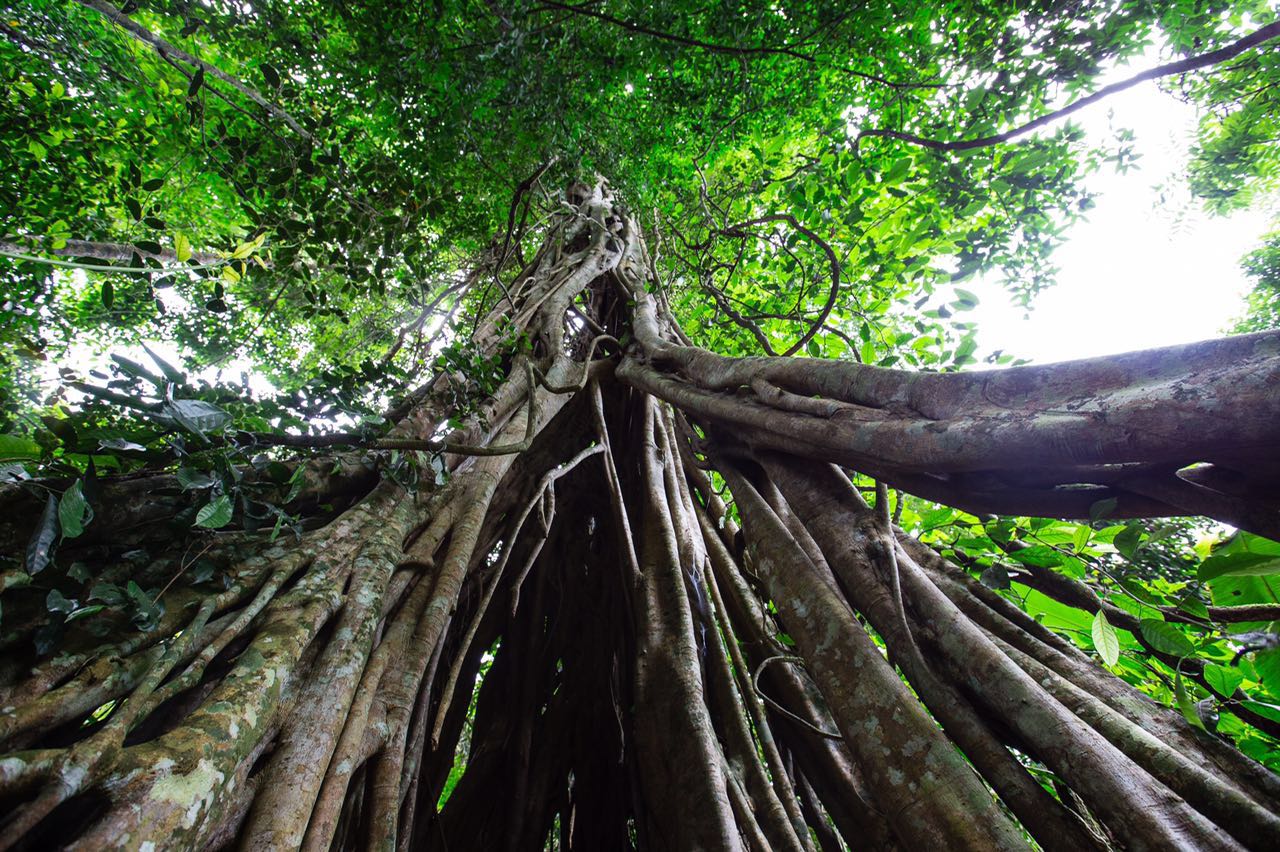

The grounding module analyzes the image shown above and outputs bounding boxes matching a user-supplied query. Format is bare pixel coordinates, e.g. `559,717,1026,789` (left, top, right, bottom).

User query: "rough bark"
1,182,1277,851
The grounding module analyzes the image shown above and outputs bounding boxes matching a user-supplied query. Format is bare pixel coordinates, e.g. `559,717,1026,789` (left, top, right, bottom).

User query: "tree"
1,2,1279,850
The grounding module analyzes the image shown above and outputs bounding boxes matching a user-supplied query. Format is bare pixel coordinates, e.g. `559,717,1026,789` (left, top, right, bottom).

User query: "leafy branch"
858,20,1280,153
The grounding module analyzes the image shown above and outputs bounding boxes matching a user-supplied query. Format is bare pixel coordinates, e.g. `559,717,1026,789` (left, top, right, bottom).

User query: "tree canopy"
2,2,1280,850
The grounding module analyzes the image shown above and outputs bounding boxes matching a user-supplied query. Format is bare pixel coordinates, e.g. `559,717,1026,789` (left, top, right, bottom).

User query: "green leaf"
1240,700,1280,725
285,466,307,502
1176,596,1210,620
1007,545,1062,568
111,353,163,385
1092,610,1120,667
174,232,193,263
1203,663,1243,697
1221,532,1280,557
1114,525,1144,559
884,157,912,183
195,494,233,529
89,580,125,606
1072,525,1092,552
25,495,59,574
163,399,232,436
1139,618,1196,658
66,604,105,623
1089,497,1118,522
58,480,90,539
125,580,162,631
46,588,77,615
0,433,42,459
141,343,185,384
177,468,216,490
98,437,148,450
1174,667,1207,731
99,437,146,452
1255,647,1280,700
1198,553,1280,581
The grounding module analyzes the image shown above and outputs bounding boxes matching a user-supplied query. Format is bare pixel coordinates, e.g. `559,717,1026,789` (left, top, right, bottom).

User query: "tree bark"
1,182,1278,851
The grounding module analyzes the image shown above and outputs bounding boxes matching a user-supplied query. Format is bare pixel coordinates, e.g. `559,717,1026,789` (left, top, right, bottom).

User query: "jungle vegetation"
2,1,1280,849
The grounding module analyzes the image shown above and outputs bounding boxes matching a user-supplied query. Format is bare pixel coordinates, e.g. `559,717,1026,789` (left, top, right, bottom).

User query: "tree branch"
858,20,1280,152
1,237,224,266
717,214,841,358
531,0,930,89
78,0,313,141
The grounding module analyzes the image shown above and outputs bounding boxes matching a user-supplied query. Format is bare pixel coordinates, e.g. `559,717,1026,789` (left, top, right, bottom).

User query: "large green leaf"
1007,545,1062,568
1091,610,1120,667
1174,667,1207,732
1138,618,1196,658
0,434,42,460
1203,663,1244,697
163,399,232,437
195,495,234,529
1199,553,1280,581
57,480,91,539
1254,647,1280,700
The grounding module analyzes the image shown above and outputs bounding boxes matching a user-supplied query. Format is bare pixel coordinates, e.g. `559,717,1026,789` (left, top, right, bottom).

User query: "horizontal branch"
1,238,224,266
619,314,1280,533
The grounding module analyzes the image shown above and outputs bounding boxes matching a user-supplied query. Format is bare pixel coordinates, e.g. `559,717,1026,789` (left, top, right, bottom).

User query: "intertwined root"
1,184,1277,851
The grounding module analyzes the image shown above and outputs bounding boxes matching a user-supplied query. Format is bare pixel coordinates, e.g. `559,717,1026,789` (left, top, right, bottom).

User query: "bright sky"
964,66,1274,365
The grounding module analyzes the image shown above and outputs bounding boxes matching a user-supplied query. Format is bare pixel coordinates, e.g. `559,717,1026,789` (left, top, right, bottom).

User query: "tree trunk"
1,182,1278,851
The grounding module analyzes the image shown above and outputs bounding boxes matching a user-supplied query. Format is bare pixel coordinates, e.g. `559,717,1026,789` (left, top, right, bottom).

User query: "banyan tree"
1,1,1279,850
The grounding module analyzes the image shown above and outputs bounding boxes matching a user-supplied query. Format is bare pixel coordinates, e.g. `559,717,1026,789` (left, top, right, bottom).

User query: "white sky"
964,67,1274,365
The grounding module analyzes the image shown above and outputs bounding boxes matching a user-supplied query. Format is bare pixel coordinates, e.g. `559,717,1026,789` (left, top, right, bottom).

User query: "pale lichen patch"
0,756,25,782
150,758,225,829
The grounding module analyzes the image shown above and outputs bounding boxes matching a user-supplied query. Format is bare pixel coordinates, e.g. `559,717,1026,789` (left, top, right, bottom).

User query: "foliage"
3,0,1279,751
1234,231,1280,331
1,1,1280,846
